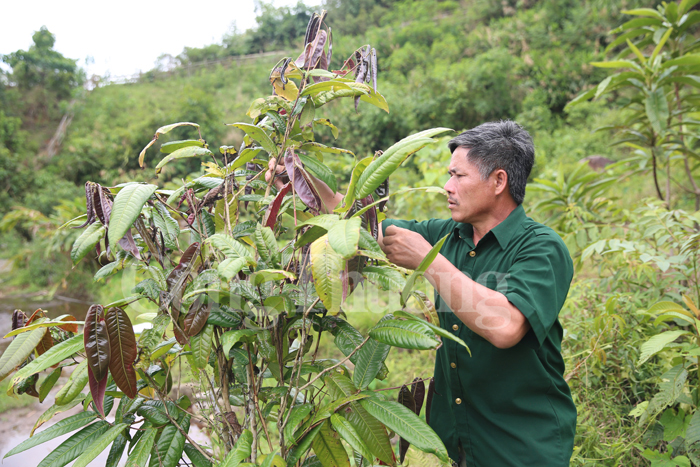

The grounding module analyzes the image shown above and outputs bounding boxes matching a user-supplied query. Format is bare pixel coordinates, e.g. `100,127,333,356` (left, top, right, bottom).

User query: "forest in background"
2,0,700,465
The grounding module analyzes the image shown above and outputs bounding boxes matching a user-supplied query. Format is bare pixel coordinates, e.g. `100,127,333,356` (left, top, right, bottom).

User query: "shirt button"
455,398,462,404
450,362,456,368
452,324,459,331
469,251,476,257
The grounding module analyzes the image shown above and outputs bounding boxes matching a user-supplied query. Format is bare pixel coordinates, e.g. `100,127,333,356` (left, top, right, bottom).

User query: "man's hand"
381,225,433,270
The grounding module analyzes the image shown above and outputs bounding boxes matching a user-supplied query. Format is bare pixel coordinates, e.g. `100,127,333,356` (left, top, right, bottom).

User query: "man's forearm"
307,173,344,214
424,254,530,349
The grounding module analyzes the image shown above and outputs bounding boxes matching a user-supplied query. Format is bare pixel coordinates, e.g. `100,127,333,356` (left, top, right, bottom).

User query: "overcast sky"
1,0,321,78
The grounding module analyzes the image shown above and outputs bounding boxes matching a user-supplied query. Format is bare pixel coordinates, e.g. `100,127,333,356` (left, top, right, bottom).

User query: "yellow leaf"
271,77,299,101
683,294,700,318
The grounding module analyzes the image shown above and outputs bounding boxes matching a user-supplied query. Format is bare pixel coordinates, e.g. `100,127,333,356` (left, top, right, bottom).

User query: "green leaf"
337,157,372,213
108,183,158,250
106,431,129,467
284,404,314,442
183,444,213,467
638,330,689,365
360,398,449,463
295,214,340,231
154,415,190,467
680,0,700,15
355,128,453,199
3,317,84,338
155,146,212,174
126,427,158,467
254,224,280,265
686,409,700,445
310,234,344,314
160,139,205,154
218,257,248,281
565,87,596,109
72,423,128,467
287,423,323,466
368,319,439,350
4,411,98,458
362,266,405,292
153,203,180,249
228,123,278,157
394,310,470,353
249,269,296,286
94,259,127,282
221,429,253,467
353,334,390,390
324,374,393,464
298,154,338,193
221,329,258,356
0,326,47,381
330,413,374,462
37,421,110,467
311,420,351,467
622,8,666,20
650,27,673,64
8,333,83,393
30,396,86,436
590,60,642,71
646,87,670,135
190,324,214,370
71,222,106,265
327,218,361,259
301,79,355,97
662,55,700,69
208,234,254,260
39,366,62,402
401,233,449,306
55,359,89,405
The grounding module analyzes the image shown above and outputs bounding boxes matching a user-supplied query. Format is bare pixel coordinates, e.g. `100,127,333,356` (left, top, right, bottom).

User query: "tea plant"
0,12,462,467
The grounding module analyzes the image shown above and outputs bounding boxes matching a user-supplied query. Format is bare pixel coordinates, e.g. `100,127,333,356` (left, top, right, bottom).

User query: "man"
267,120,576,466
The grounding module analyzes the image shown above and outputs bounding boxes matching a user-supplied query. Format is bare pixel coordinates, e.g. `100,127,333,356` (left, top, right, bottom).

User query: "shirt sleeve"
381,218,452,246
504,231,574,348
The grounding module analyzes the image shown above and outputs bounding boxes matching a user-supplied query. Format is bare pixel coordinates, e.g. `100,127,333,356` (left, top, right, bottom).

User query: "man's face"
443,147,496,224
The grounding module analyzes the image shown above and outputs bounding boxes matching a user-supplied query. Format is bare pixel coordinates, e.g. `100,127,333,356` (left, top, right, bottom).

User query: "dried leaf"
84,304,111,382
105,307,138,399
284,149,322,213
263,182,292,229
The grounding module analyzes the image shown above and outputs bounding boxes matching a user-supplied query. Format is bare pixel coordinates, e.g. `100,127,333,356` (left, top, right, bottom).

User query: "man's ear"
493,169,509,196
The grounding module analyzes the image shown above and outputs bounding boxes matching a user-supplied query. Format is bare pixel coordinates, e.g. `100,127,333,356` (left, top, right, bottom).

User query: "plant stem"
298,336,371,392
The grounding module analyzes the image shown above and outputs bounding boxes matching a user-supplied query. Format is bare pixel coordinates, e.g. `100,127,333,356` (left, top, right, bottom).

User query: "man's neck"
471,200,518,245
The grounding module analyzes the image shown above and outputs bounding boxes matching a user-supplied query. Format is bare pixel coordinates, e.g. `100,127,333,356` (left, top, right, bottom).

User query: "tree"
0,12,461,466
2,26,83,99
567,0,700,210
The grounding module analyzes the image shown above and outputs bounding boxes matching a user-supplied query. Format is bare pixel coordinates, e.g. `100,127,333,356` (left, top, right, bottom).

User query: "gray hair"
447,120,535,205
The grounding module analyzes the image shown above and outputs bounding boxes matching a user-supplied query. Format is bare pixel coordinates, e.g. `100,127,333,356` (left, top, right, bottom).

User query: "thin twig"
298,336,371,392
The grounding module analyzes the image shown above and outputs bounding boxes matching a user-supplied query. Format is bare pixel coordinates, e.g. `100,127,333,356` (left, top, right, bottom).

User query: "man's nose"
444,178,453,193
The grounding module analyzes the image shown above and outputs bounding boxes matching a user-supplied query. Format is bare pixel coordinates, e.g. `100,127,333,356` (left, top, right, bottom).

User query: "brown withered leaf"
84,304,111,382
11,310,26,331
73,182,96,229
263,182,292,229
284,149,322,213
36,330,54,357
411,377,426,416
398,385,416,463
88,365,108,418
183,296,211,337
426,377,435,425
58,314,79,334
105,307,138,399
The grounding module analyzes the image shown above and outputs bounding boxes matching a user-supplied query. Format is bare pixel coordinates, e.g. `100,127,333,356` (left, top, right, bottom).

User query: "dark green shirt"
382,205,575,466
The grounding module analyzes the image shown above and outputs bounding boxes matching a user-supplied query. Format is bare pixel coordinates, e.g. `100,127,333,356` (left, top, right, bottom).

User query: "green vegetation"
0,0,699,465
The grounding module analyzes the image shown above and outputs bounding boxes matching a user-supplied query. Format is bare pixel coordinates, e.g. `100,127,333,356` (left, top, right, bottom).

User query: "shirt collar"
453,205,526,250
